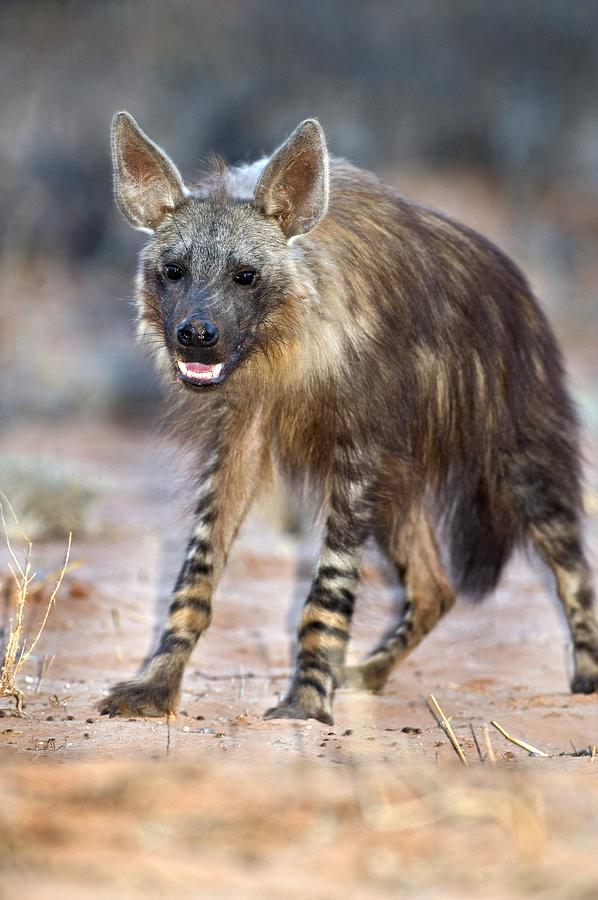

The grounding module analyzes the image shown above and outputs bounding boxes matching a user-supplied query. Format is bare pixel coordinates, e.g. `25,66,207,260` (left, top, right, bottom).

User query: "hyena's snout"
173,307,240,387
176,314,220,350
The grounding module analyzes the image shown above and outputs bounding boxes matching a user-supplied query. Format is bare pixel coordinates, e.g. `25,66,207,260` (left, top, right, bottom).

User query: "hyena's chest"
270,398,338,482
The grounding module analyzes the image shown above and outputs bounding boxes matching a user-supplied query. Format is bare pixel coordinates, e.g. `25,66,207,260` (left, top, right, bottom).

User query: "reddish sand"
1,422,597,898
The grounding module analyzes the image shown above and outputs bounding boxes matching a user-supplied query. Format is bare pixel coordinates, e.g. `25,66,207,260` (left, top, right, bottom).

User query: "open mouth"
175,337,252,390
177,361,224,384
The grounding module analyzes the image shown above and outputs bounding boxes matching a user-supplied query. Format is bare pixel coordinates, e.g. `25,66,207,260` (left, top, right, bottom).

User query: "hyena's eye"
163,263,185,281
233,269,257,286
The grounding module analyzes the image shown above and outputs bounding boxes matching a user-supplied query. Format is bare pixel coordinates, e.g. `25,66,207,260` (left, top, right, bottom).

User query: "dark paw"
264,703,333,726
97,679,177,718
571,673,598,694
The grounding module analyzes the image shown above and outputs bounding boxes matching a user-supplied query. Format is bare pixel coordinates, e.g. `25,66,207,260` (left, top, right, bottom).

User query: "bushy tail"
440,469,520,600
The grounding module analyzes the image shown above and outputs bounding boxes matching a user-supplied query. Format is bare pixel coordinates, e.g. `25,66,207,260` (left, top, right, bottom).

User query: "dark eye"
234,269,257,286
163,263,184,281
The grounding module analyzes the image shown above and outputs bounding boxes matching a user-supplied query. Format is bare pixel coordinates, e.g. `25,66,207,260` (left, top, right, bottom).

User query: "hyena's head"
111,112,328,390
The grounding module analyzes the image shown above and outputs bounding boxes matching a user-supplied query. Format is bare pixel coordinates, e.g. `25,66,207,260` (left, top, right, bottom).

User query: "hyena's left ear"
254,119,329,237
111,111,187,231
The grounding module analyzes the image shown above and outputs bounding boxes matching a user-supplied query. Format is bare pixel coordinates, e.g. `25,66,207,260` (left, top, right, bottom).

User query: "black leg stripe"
169,597,211,615
187,560,214,578
155,630,195,656
197,508,217,527
318,565,358,583
296,676,328,699
195,491,216,516
299,621,349,642
311,589,355,618
188,538,212,557
297,651,334,678
201,460,220,481
577,588,594,610
573,638,597,653
324,534,362,555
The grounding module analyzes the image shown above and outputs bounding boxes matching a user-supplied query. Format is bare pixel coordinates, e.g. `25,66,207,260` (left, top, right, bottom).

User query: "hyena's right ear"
111,112,187,231
254,119,329,237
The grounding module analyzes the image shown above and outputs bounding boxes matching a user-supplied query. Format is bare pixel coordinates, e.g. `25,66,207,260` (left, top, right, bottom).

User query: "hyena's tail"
440,467,521,600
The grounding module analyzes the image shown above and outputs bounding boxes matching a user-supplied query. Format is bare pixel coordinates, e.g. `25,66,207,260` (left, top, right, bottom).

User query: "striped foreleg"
99,424,267,717
265,457,373,725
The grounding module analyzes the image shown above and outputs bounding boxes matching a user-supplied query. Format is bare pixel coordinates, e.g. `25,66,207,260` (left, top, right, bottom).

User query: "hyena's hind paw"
571,642,598,694
97,678,178,718
571,672,598,694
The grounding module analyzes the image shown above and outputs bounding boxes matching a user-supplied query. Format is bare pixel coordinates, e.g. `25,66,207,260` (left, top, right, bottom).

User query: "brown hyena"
99,112,598,724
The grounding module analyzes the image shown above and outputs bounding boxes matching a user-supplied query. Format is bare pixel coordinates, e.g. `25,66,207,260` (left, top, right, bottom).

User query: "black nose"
176,317,220,348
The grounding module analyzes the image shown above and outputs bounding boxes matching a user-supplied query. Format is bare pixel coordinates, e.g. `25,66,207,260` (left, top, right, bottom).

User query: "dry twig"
469,722,484,762
482,723,496,764
427,694,468,766
490,720,549,758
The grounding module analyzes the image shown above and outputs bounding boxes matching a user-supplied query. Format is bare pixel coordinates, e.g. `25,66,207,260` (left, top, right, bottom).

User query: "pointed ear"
254,119,329,237
111,111,187,231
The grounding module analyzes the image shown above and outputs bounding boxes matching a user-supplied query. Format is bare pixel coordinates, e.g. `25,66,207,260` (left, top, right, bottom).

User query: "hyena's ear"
111,111,187,231
254,119,329,237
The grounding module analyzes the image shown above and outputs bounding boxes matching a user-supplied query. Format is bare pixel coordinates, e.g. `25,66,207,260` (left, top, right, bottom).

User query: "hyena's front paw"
264,693,333,726
264,703,333,726
97,678,178,718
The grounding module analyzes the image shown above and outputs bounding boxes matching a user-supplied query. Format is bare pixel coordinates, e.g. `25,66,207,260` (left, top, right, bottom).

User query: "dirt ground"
1,421,598,899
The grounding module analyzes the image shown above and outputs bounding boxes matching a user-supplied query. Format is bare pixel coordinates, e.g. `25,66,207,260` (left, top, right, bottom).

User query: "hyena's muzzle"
170,296,249,390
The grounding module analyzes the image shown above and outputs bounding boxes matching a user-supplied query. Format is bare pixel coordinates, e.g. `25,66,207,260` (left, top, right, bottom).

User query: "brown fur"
99,113,598,723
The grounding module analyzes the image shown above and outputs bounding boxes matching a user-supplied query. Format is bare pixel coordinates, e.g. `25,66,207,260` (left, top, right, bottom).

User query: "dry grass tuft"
0,491,71,715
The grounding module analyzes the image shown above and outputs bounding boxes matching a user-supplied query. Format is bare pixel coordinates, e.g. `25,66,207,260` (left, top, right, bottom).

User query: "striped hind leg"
343,507,455,692
550,557,598,692
506,451,598,693
99,418,268,717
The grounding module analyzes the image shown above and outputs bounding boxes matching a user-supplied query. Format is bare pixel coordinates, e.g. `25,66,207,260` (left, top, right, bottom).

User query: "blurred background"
1,0,597,440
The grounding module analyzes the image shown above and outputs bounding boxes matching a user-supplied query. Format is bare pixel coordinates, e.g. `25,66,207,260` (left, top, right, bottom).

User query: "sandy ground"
1,422,598,899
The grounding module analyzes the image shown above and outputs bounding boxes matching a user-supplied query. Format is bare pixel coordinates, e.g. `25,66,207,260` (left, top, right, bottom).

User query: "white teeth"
178,361,224,381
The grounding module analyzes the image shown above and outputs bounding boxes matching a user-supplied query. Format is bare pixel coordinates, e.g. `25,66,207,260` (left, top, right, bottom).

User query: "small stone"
196,715,205,720
86,718,94,724
182,726,190,733
343,729,353,736
46,716,54,721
